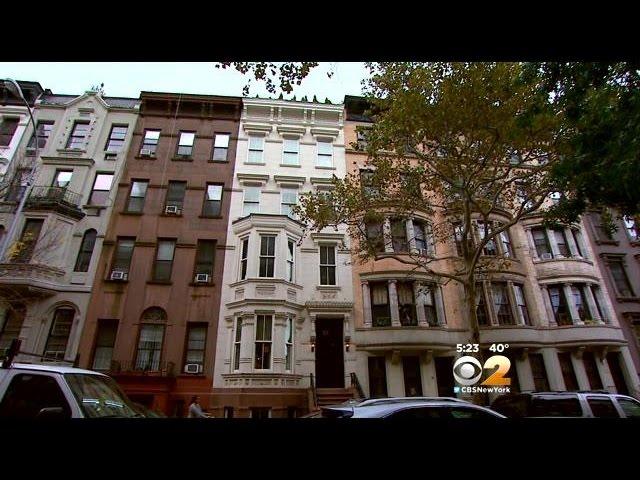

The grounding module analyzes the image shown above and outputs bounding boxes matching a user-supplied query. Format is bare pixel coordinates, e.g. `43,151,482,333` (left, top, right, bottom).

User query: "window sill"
280,163,301,168
595,239,619,246
172,156,194,162
160,213,183,218
104,279,129,284
135,155,156,160
121,211,144,216
617,296,640,303
198,215,223,219
317,285,340,290
208,159,229,164
83,204,108,210
315,166,336,170
147,280,173,285
244,162,266,166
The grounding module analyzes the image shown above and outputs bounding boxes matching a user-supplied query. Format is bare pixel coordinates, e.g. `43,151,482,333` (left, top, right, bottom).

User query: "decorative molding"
243,123,272,134
276,125,306,136
236,173,269,185
273,175,306,186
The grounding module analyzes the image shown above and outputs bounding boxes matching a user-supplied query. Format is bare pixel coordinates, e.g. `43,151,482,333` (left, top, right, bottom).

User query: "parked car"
131,402,167,418
0,362,144,419
303,397,506,419
490,391,640,418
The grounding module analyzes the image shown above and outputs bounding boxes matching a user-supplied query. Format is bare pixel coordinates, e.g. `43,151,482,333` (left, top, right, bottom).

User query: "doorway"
402,356,423,396
315,317,344,388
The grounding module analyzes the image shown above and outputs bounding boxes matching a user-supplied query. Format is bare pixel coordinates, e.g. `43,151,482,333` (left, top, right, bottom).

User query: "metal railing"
309,372,318,410
349,372,366,399
27,185,82,207
109,359,176,377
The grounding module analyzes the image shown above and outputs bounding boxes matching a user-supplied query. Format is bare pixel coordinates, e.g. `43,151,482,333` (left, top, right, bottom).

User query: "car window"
587,397,621,418
530,397,582,417
491,396,527,417
388,406,448,419
449,407,498,419
0,373,71,419
65,373,140,418
617,398,640,418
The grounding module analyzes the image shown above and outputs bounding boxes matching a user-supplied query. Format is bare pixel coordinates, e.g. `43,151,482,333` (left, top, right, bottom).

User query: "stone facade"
210,97,354,417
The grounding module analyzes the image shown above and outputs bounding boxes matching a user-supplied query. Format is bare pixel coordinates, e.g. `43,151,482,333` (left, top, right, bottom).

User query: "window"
413,220,427,252
12,219,43,263
606,351,630,395
111,238,135,275
355,127,370,151
365,221,385,253
391,218,408,252
571,285,592,321
126,180,148,213
74,229,97,272
287,239,295,282
0,118,19,147
319,245,336,286
0,374,71,419
243,186,260,216
398,282,417,326
587,397,619,418
202,184,223,217
141,129,160,155
592,286,606,320
240,238,249,280
194,240,215,281
607,258,634,297
89,173,114,205
5,168,29,202
623,216,639,242
558,352,579,390
254,315,272,370
52,170,72,189
165,181,187,212
513,284,530,325
282,138,299,165
618,398,640,418
476,285,489,326
212,133,230,161
583,351,603,390
402,356,423,396
250,407,271,419
492,283,514,325
592,212,614,241
259,236,276,278
553,228,570,257
176,131,195,156
529,353,550,391
420,285,439,326
571,229,584,256
360,170,378,196
454,223,464,256
105,125,128,152
135,324,165,371
530,397,582,417
548,285,572,325
248,135,264,163
370,282,391,327
92,319,118,371
317,139,333,167
153,239,176,282
184,324,207,370
285,316,293,371
477,221,497,256
281,188,298,217
44,308,74,361
499,228,514,257
66,120,90,149
532,227,552,258
233,318,242,371
27,121,54,149
368,356,388,398
0,304,25,357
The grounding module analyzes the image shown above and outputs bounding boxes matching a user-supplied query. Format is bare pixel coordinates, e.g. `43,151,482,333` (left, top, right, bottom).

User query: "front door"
315,317,344,388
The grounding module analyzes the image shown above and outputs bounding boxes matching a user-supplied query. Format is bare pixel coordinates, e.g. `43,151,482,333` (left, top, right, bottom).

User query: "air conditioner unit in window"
140,148,154,156
110,270,128,281
184,363,203,374
540,252,553,260
195,273,210,283
165,205,180,215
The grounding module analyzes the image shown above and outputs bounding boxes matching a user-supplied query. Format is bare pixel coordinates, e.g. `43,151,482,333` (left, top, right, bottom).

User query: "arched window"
135,307,167,371
74,229,97,272
44,308,75,361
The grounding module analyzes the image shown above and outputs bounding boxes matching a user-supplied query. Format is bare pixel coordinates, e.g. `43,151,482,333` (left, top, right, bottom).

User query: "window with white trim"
624,216,639,242
176,131,195,157
254,315,272,370
259,235,276,278
287,239,295,282
240,238,249,280
248,135,264,163
285,315,293,372
140,129,160,155
316,139,333,167
282,138,299,165
43,308,74,361
233,318,242,371
281,188,298,218
243,186,260,216
212,133,230,161
513,284,530,325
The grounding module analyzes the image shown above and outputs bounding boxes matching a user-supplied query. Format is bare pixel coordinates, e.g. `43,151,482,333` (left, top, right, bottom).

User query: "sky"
0,62,368,103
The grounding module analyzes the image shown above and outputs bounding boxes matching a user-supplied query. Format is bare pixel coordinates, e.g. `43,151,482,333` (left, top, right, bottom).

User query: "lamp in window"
344,336,351,352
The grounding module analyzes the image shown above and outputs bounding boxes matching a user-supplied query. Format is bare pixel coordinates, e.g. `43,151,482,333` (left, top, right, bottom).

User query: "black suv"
491,392,640,418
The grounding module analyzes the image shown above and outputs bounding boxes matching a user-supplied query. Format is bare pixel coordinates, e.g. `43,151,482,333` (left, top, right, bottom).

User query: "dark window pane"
74,229,97,272
0,374,70,418
587,397,619,418
530,397,582,417
92,319,118,371
44,309,74,360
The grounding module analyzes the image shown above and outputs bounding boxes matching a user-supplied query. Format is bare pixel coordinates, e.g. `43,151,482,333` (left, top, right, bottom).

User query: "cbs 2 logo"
453,355,511,386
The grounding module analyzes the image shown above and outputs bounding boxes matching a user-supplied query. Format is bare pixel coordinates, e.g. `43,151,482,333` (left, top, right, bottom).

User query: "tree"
215,62,329,96
295,62,564,375
523,62,640,222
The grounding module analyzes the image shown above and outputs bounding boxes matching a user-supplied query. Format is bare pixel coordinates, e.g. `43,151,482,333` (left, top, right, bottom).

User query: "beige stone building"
344,96,640,402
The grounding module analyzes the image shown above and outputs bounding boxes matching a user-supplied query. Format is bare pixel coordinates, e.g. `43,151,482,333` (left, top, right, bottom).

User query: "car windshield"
64,373,141,418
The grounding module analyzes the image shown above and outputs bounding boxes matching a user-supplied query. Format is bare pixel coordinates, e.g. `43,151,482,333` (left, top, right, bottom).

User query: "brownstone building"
77,92,242,416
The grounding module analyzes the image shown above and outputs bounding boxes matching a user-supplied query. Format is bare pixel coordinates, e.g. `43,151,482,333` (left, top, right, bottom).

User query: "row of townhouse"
1,82,639,417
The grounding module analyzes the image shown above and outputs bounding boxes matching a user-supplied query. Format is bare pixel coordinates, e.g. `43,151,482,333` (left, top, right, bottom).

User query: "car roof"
5,363,107,376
